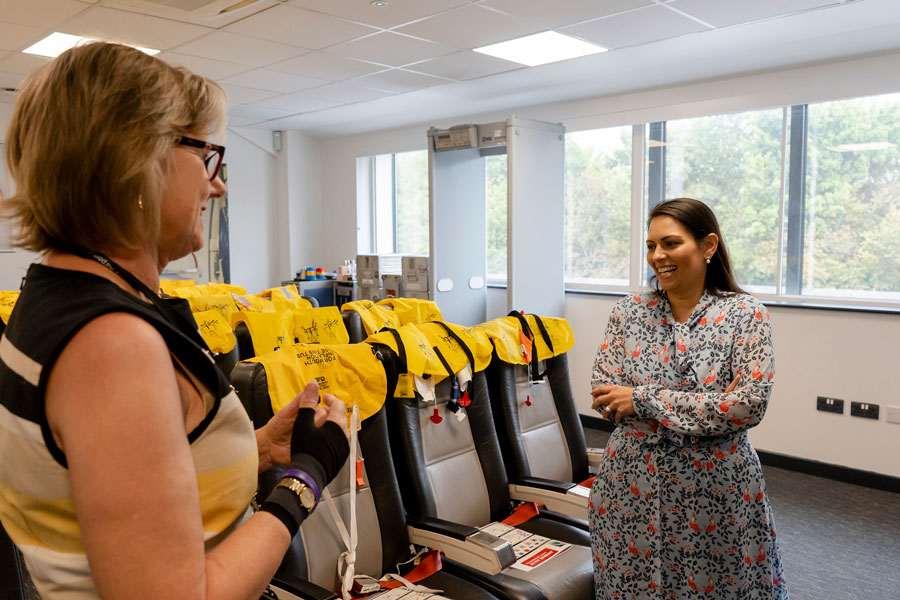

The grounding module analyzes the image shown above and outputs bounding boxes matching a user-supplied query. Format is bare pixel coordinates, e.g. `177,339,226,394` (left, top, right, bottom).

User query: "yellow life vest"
473,316,531,365
413,321,494,375
376,298,443,325
262,285,299,300
232,293,274,313
271,295,313,313
186,294,238,319
341,300,399,336
231,310,294,356
292,307,350,345
169,286,204,299
525,314,575,360
159,279,196,296
192,309,237,354
207,283,247,295
248,343,388,422
0,291,20,324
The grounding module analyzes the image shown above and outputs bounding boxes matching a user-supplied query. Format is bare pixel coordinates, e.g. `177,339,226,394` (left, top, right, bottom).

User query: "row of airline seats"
232,304,601,600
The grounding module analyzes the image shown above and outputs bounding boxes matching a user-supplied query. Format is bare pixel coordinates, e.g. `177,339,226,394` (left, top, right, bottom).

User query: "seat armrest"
407,516,516,575
508,476,589,520
587,447,605,471
267,574,338,600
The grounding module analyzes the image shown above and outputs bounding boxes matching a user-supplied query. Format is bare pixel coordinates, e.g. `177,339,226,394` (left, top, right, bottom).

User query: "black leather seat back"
390,371,512,525
340,310,365,343
486,353,589,484
234,321,255,361
0,521,30,600
230,352,410,585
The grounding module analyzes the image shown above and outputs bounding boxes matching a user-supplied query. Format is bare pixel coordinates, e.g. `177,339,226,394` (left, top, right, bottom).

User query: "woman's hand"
257,381,348,473
591,384,636,424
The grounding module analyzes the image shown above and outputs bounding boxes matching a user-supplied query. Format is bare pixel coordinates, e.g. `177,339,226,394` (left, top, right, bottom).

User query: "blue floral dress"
589,291,787,600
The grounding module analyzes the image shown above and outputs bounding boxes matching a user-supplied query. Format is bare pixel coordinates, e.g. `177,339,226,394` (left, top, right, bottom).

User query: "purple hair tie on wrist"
281,468,321,504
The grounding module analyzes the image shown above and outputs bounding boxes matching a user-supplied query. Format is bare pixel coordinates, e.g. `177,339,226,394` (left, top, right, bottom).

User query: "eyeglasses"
177,135,226,181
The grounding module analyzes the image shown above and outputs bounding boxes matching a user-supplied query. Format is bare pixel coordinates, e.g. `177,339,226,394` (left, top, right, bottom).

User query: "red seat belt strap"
379,550,443,590
501,502,542,527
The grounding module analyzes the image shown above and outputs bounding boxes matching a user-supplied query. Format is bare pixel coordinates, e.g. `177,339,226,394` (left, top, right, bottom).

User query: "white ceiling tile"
669,0,839,28
267,51,385,81
562,5,710,49
0,71,25,90
481,0,653,28
225,4,378,50
158,52,251,81
406,50,521,80
0,52,51,76
175,31,308,67
287,0,468,29
0,21,45,52
0,0,89,29
395,4,542,49
222,69,328,93
220,82,281,104
61,6,214,50
302,82,391,103
227,103,295,122
326,31,455,67
102,0,281,29
350,68,453,93
255,91,342,112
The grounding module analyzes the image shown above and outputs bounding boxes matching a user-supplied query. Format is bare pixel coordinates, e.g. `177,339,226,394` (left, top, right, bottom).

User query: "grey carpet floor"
584,427,900,600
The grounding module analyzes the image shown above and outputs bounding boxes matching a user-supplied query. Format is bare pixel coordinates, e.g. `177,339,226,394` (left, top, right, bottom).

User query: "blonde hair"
3,41,227,253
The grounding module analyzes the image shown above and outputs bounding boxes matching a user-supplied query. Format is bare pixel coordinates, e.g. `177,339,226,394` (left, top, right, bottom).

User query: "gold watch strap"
275,477,315,513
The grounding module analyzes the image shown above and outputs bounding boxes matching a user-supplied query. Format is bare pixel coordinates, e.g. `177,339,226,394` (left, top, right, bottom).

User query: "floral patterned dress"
589,290,788,600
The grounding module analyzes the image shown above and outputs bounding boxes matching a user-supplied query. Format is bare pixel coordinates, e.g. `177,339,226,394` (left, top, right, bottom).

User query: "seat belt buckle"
352,575,381,595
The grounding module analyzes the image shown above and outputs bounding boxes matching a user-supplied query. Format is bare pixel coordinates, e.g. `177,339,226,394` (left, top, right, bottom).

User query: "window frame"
563,96,900,311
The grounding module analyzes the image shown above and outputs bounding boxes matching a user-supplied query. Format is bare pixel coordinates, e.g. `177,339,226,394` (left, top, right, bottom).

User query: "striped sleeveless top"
0,264,258,599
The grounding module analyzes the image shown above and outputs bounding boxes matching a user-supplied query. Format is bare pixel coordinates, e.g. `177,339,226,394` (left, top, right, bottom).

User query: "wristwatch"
275,477,317,514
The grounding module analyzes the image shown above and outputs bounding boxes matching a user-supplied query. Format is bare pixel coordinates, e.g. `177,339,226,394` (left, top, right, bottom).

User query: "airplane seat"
388,371,593,600
231,353,503,600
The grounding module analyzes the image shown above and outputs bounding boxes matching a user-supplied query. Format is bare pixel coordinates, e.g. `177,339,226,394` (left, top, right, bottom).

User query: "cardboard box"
357,284,382,303
402,255,429,291
382,274,402,298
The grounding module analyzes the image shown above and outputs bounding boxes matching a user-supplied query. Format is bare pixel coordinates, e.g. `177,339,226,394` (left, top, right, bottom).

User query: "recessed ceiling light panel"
473,31,606,67
23,32,160,58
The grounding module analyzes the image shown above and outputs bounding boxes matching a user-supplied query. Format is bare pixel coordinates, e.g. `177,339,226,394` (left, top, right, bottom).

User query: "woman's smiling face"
646,215,716,298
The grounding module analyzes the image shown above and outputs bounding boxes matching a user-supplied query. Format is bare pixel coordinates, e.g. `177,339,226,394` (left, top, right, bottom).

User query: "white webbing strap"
379,573,443,594
323,404,361,600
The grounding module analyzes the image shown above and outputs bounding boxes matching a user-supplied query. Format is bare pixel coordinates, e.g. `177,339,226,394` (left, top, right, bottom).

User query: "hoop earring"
138,195,144,210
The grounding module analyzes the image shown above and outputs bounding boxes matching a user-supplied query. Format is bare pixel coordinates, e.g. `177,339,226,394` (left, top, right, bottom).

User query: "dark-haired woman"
589,198,787,599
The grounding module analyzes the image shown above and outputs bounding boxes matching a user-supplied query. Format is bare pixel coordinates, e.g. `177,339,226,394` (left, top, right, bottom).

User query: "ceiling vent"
102,0,282,27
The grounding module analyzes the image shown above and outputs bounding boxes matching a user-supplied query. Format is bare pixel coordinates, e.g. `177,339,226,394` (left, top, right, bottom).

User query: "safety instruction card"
479,522,572,572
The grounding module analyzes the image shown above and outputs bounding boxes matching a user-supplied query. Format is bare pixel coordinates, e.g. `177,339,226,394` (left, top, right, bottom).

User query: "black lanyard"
65,247,209,351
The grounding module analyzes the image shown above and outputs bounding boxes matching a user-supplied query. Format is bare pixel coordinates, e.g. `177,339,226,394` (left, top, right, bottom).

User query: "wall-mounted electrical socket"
816,396,844,414
850,401,879,420
886,405,900,424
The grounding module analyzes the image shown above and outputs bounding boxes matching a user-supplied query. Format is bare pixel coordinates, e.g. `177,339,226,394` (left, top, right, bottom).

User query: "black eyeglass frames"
177,135,226,181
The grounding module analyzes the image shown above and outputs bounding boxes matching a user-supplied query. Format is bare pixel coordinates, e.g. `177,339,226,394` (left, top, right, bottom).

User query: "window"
567,91,900,308
360,150,429,256
800,94,900,301
656,109,785,294
486,154,507,279
565,127,633,287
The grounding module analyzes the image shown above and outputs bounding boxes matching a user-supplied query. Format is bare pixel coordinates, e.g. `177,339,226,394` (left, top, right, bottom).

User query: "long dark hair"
648,198,745,296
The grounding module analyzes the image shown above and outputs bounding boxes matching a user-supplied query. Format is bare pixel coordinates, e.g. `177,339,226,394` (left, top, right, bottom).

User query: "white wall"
314,51,900,479
564,292,900,478
222,129,281,292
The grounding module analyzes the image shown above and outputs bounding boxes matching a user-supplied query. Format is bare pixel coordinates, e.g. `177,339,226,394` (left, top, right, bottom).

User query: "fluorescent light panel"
474,31,606,67
828,142,895,152
23,32,160,58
